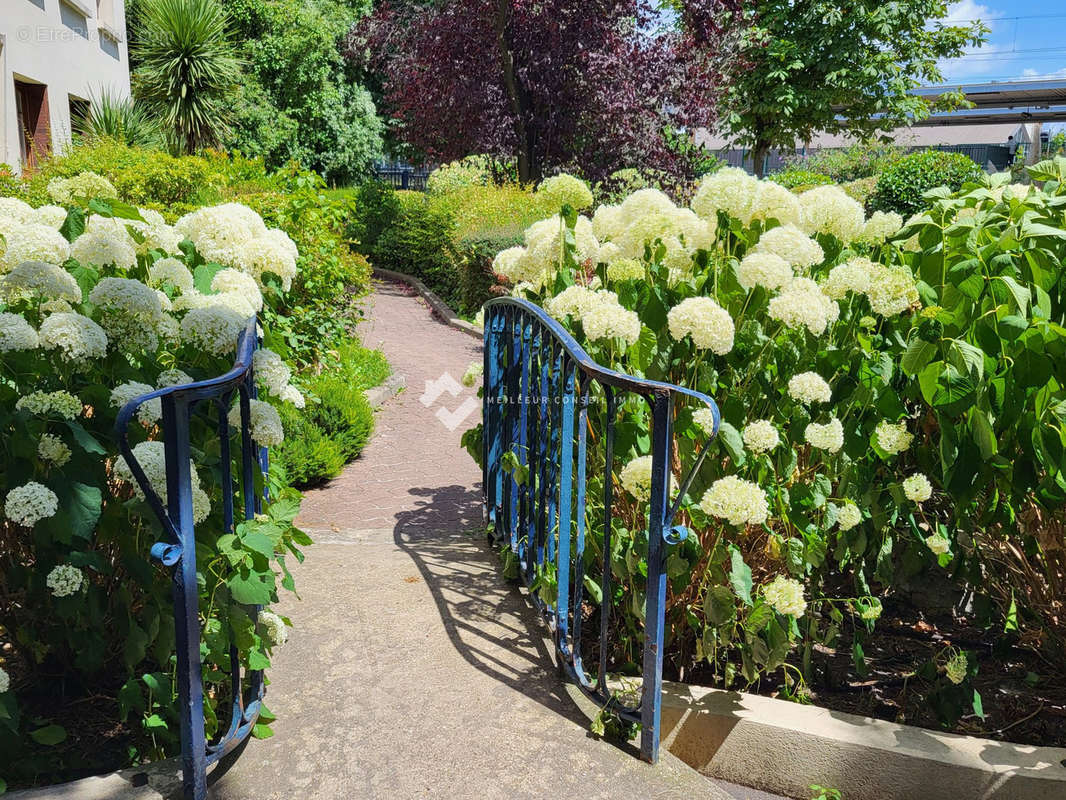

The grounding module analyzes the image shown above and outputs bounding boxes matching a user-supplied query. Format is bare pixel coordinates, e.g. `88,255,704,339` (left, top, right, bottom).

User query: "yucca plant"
76,88,162,148
133,0,242,155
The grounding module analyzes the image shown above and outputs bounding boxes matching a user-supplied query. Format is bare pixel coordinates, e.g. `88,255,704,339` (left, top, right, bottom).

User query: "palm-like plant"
76,88,163,148
133,0,242,155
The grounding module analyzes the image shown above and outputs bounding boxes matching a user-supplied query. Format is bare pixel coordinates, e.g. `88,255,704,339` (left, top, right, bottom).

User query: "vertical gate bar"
482,308,498,529
161,395,207,800
505,309,521,547
546,346,562,565
570,381,591,676
596,386,616,692
217,397,234,535
517,319,533,558
535,331,551,572
640,391,674,764
554,362,576,657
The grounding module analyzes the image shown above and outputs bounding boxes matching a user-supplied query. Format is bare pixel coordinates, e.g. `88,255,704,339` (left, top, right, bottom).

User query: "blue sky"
938,0,1066,83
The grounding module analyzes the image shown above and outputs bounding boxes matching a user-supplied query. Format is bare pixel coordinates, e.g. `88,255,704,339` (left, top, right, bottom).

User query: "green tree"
717,2,987,176
133,0,243,154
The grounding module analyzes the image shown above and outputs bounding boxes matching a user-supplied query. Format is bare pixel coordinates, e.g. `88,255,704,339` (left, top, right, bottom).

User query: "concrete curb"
660,682,1066,800
7,758,182,800
364,373,406,409
371,267,483,340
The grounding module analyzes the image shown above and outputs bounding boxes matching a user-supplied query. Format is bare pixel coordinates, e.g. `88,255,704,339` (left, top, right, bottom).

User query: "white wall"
0,0,130,172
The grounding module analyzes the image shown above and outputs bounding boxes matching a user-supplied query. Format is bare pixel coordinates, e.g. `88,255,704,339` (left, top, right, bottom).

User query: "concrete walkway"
211,281,774,800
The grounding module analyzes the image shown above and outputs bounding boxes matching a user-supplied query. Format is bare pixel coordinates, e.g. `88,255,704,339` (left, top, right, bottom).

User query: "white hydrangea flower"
35,204,69,229
279,384,305,408
246,399,284,447
71,229,137,270
875,420,913,455
619,455,654,502
752,224,824,268
617,189,677,229
147,257,195,294
175,203,267,265
821,257,873,300
763,574,807,617
4,481,59,526
537,173,594,210
252,348,292,396
157,368,194,388
692,407,718,435
89,277,165,352
0,312,39,352
461,361,483,387
606,258,644,282
0,666,9,693
235,235,298,292
259,609,289,647
546,285,601,321
46,564,85,597
110,381,161,425
1,224,72,271
0,196,36,224
16,390,82,419
667,296,735,354
751,180,803,227
859,211,904,244
211,268,264,312
492,246,527,281
581,300,641,346
1,260,82,304
742,419,779,454
691,167,758,224
799,185,866,243
903,473,932,503
787,372,831,405
614,206,706,261
180,306,250,356
38,312,108,362
865,263,919,316
38,433,72,466
736,251,794,291
768,277,840,336
47,172,117,205
836,502,862,531
595,241,622,265
805,418,844,452
113,440,211,523
700,476,769,526
926,533,951,555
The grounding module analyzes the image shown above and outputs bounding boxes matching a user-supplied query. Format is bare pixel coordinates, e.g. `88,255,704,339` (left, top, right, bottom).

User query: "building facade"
0,0,130,173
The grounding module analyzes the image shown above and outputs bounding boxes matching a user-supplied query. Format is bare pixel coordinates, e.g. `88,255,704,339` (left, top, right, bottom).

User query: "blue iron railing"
115,317,267,800
482,297,720,763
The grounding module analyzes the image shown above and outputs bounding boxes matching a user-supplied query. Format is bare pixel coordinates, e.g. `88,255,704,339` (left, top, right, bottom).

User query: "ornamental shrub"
465,160,1066,716
767,168,834,190
0,187,310,788
784,143,907,183
456,228,523,315
871,150,984,216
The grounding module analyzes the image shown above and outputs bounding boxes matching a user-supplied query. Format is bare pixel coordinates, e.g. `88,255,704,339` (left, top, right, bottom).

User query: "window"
14,80,50,170
69,95,90,138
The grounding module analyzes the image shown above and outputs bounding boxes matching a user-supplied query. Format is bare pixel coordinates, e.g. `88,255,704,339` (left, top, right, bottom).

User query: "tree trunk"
494,0,533,183
752,138,770,178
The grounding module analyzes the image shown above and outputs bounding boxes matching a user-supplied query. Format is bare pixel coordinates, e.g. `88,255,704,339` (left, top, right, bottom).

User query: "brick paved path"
210,281,768,800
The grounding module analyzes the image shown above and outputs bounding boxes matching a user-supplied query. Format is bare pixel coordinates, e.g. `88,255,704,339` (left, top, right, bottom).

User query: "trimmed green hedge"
870,150,984,216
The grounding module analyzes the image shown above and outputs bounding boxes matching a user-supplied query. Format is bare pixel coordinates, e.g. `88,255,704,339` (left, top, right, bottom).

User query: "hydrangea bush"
468,160,1066,713
0,179,310,784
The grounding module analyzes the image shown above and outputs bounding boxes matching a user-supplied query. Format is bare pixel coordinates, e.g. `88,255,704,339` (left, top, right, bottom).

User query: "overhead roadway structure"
911,79,1066,125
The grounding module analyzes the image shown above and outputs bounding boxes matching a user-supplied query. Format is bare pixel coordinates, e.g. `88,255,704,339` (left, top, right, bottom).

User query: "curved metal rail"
114,317,267,800
482,297,720,763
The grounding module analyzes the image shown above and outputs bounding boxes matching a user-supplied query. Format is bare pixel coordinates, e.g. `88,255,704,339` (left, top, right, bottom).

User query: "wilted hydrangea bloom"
619,455,654,502
768,277,840,336
945,651,967,684
752,223,824,268
787,372,832,405
38,433,71,466
180,306,250,356
925,533,951,555
247,399,285,447
836,502,862,531
1,224,72,270
0,260,82,304
113,440,211,523
875,420,913,455
46,564,85,597
736,251,793,291
461,361,483,387
805,418,844,452
16,390,82,418
667,296,735,354
763,575,807,618
742,419,779,454
38,312,108,362
904,473,933,503
798,185,866,243
4,481,59,526
110,381,161,425
700,476,769,526
691,167,758,224
0,312,39,352
537,173,594,210
259,609,289,647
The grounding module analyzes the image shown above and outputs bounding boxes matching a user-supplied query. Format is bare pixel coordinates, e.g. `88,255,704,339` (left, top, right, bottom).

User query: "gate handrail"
115,316,266,800
481,296,720,764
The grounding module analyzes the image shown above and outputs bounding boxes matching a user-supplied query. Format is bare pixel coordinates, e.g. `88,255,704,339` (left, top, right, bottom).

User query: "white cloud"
1021,67,1066,80
944,0,992,26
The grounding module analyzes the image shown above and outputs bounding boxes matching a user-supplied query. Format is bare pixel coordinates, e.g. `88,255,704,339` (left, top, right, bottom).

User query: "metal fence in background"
481,297,720,763
373,160,432,191
717,143,1016,176
115,318,268,800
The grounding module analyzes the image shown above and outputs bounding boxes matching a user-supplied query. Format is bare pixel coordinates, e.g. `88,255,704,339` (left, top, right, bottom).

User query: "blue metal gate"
481,297,720,763
114,318,267,800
